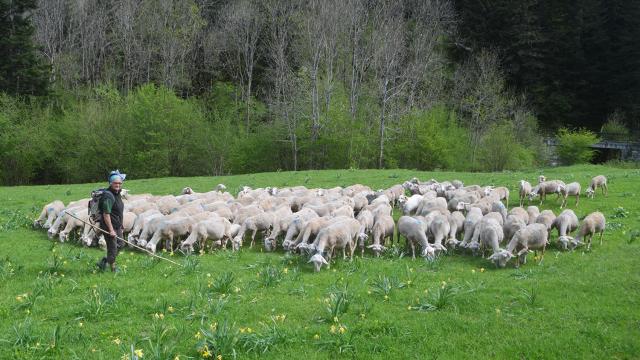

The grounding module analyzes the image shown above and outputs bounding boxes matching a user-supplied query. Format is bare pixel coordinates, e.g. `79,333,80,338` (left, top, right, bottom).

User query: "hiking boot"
96,257,107,271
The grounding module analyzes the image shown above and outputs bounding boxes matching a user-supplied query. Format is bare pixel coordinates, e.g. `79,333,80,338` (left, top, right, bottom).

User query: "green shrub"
478,121,536,171
601,111,630,140
556,128,599,165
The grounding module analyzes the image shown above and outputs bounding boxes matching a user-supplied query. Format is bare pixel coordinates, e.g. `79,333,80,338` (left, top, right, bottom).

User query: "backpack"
88,188,111,223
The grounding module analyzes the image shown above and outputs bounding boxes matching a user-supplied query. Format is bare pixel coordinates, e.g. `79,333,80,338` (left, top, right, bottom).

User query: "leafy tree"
556,128,599,165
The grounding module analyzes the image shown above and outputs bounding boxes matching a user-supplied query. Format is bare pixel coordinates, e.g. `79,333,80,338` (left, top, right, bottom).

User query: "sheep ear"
322,257,329,265
487,253,496,260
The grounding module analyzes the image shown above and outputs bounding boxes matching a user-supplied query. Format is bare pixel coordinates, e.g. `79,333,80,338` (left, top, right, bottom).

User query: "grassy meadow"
0,165,639,359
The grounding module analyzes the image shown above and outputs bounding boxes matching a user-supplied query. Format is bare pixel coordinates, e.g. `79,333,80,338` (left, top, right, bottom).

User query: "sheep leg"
603,184,608,197
250,229,257,248
349,241,355,261
599,230,604,245
410,240,416,260
575,194,579,207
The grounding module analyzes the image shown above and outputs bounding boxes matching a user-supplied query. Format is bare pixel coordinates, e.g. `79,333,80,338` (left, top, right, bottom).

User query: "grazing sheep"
416,197,448,216
529,180,565,205
460,207,484,248
355,209,374,238
466,213,504,255
233,211,276,249
181,187,194,195
535,209,556,238
446,211,466,247
369,214,395,256
47,206,84,239
397,194,423,215
538,175,546,184
551,209,579,250
506,223,549,267
292,217,333,252
508,207,530,225
474,218,505,262
518,180,532,207
180,217,232,253
33,200,65,229
397,216,436,260
586,175,608,198
559,182,581,208
574,212,606,250
526,206,540,225
427,214,450,254
127,209,163,244
503,215,527,244
308,218,364,272
485,186,510,206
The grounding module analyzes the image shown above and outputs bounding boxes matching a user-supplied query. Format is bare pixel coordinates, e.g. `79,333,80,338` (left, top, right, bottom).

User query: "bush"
478,121,536,171
556,128,599,165
601,110,630,140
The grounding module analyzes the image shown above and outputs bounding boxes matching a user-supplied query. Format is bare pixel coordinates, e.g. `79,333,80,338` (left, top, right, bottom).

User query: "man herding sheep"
96,170,126,272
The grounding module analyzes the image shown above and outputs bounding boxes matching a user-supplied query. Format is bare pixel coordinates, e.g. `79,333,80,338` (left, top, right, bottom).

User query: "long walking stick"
64,211,183,267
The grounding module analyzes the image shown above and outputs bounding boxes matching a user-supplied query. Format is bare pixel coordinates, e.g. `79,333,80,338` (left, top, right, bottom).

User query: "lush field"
0,165,639,359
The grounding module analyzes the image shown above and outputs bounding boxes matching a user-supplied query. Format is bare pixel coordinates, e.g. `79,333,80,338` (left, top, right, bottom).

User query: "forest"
1,0,638,185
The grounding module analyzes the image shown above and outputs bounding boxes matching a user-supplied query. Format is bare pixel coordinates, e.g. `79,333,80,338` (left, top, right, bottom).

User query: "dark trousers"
104,228,124,265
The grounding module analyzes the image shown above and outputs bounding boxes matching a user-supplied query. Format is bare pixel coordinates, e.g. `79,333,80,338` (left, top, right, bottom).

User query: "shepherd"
96,170,126,272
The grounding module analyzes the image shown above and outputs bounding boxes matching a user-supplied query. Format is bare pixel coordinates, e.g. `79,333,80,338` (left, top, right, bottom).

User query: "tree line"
1,0,633,185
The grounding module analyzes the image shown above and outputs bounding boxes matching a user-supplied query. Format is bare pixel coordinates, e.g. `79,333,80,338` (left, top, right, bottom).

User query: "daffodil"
194,331,202,340
168,306,175,313
333,316,339,323
283,267,289,274
216,355,223,360
201,346,211,358
134,349,143,358
480,268,485,273
360,313,365,319
234,287,240,293
313,334,320,340
338,326,346,334
246,327,253,333
78,322,84,327
384,295,389,301
113,338,121,345
330,325,337,334
209,322,217,331
471,269,476,274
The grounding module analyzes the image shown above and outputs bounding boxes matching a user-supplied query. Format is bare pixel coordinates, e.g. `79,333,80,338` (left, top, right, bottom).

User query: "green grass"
0,165,639,359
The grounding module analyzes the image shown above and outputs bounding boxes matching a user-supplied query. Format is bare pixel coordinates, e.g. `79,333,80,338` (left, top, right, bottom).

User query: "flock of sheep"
33,174,609,271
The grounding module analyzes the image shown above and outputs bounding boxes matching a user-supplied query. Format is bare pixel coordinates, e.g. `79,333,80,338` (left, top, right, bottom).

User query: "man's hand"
109,229,117,238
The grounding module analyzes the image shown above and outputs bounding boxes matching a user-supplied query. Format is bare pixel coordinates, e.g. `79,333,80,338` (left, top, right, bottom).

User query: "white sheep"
518,180,532,207
551,209,579,250
559,182,581,208
369,214,395,256
573,211,606,250
308,218,364,272
586,175,608,198
33,200,65,229
397,216,436,260
506,223,549,267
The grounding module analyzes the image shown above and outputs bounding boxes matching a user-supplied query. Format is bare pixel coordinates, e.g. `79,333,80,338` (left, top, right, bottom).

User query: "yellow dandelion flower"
201,347,211,358
471,269,476,274
16,296,23,302
234,287,240,293
209,322,217,331
63,261,67,265
333,316,339,323
367,290,372,295
78,322,83,327
360,313,365,319
91,348,97,353
407,280,412,285
247,327,253,333
174,356,180,360
423,289,428,294
384,295,389,301
206,273,211,278
159,313,164,320
239,327,246,333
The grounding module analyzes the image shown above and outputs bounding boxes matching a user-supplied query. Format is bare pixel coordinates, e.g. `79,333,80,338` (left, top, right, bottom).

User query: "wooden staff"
64,211,183,267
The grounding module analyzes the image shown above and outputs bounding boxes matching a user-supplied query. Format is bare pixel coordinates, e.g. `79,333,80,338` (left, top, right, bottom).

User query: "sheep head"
215,183,227,192
487,250,514,268
309,253,329,272
231,236,242,251
528,191,539,201
557,235,572,250
421,245,436,260
585,188,595,198
263,236,277,252
568,237,583,250
367,244,386,256
181,187,193,195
